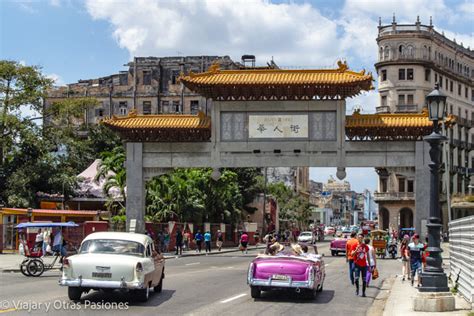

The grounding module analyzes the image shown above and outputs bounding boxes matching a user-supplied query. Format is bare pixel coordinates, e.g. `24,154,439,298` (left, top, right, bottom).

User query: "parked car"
247,254,325,299
324,226,336,236
297,231,315,244
330,238,347,256
59,232,165,302
341,229,352,239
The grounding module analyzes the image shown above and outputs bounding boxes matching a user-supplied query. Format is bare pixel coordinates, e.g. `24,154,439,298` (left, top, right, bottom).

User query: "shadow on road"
79,289,176,307
254,289,335,304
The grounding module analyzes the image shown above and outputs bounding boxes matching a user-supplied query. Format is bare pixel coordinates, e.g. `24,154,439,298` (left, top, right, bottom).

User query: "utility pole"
262,167,267,235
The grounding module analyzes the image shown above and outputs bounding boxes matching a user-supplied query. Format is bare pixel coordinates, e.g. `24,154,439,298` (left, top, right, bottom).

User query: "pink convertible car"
247,255,325,299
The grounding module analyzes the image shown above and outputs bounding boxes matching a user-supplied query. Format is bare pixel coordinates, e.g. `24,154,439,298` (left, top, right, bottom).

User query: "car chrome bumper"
330,248,346,251
248,277,314,289
59,277,144,290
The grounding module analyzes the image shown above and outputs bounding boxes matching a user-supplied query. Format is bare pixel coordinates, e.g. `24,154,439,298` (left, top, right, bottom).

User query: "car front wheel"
331,250,336,256
68,287,83,301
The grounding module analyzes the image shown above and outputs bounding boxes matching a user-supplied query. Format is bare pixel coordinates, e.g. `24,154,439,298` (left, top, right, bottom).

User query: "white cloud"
49,0,61,7
46,73,65,86
85,0,344,67
346,90,379,114
439,29,474,50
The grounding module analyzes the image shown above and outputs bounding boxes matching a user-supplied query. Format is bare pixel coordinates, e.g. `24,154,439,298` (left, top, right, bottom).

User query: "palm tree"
95,147,126,217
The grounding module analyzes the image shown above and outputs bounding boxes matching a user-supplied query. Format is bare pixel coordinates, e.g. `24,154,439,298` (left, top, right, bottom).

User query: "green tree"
95,146,126,216
267,182,311,230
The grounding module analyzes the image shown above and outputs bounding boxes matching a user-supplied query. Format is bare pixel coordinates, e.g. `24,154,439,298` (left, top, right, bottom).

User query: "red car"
329,238,347,256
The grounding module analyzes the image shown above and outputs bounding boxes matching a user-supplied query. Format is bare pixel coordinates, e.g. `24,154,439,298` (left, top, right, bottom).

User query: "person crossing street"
204,230,212,253
346,231,359,285
350,234,369,297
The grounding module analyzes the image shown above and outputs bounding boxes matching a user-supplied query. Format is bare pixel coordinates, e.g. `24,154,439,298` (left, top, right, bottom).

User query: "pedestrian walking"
346,231,359,285
183,230,191,251
42,229,51,255
204,231,212,253
240,231,249,254
35,228,44,251
351,234,369,297
175,229,183,255
400,235,410,281
216,230,224,251
365,237,376,287
194,230,203,253
408,234,424,287
157,231,164,253
254,231,260,247
163,230,170,253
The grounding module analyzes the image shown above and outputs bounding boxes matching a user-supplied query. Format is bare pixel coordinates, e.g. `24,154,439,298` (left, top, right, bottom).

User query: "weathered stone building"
45,56,241,125
373,17,474,233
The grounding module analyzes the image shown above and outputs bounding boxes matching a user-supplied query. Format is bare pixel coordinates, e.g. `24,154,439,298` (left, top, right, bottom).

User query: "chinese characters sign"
249,115,308,138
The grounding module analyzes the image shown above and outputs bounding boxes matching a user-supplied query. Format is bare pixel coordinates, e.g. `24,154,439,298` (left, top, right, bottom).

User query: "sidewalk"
0,245,266,273
368,242,473,316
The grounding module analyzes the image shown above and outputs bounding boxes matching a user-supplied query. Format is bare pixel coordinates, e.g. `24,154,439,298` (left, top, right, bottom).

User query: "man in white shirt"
35,229,44,250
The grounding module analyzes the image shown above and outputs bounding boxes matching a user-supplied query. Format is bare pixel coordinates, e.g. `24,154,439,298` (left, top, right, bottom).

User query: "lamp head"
426,83,447,121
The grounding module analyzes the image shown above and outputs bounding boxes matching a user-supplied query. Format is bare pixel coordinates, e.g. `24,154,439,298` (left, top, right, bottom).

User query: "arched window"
379,46,384,60
422,46,427,59
428,47,431,60
384,46,390,60
398,44,406,58
406,45,415,58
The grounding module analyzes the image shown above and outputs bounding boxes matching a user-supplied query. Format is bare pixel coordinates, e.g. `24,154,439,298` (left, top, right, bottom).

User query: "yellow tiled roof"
102,111,211,129
180,61,373,87
346,112,432,128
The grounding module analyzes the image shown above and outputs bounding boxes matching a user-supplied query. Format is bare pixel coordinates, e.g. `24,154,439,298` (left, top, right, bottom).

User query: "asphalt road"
0,241,401,316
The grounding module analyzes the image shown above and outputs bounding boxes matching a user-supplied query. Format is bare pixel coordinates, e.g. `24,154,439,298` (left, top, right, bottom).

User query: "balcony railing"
376,106,390,114
395,104,418,113
374,192,415,201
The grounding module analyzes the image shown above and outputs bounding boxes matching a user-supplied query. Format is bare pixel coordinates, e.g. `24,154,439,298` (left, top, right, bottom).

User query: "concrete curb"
1,246,267,273
366,276,396,316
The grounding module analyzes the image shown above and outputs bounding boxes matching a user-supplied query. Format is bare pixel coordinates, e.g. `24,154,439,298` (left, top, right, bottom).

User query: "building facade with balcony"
374,17,474,233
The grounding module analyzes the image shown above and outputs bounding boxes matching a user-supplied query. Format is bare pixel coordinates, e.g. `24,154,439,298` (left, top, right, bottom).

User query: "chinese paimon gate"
104,61,453,234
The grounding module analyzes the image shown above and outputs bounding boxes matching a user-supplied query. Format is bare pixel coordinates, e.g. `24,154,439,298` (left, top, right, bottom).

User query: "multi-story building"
374,17,474,233
45,56,240,126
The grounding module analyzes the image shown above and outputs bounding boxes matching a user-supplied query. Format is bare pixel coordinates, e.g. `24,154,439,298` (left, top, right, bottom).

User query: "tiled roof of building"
346,112,433,128
180,61,373,100
102,111,211,142
345,110,456,141
102,111,211,130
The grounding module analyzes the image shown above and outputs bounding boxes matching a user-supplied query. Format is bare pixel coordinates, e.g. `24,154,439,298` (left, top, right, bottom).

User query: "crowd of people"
19,228,69,260
344,230,429,298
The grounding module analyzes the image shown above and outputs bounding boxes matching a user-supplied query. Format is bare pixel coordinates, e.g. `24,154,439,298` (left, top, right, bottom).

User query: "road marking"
185,262,200,266
0,308,17,314
220,293,247,303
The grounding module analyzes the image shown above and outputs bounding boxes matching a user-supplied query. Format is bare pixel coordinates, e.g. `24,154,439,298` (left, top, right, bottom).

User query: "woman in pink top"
240,232,249,254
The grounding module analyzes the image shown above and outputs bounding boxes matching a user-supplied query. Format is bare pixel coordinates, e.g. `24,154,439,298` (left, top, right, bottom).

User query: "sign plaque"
249,114,308,139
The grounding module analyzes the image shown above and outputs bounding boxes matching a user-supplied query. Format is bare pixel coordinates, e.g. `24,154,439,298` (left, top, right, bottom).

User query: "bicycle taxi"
16,221,78,277
370,229,388,259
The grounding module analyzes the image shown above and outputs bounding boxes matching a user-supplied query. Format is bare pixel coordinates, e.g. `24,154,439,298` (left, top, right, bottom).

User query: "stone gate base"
413,292,455,312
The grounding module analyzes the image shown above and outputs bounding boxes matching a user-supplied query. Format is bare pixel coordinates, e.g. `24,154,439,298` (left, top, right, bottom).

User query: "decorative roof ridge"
180,59,372,79
102,111,210,123
347,112,429,118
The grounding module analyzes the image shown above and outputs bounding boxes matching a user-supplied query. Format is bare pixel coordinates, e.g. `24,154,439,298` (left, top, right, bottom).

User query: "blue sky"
1,0,472,192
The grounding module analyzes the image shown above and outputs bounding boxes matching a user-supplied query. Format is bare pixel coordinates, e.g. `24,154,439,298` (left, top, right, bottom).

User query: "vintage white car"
59,232,164,302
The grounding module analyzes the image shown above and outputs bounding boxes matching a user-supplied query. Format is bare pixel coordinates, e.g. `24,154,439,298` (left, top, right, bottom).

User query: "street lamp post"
419,83,449,292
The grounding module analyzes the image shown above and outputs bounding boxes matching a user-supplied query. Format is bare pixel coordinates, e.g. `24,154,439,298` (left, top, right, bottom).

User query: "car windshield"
80,239,145,257
300,233,312,237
